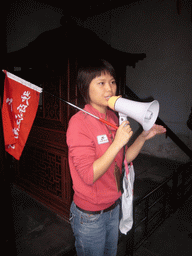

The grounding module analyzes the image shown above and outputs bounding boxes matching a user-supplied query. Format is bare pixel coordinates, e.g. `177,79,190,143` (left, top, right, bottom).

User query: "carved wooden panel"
15,138,72,217
20,147,63,198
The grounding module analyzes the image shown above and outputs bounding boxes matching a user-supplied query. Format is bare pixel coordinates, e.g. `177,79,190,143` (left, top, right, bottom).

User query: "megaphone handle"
99,118,118,130
119,113,127,125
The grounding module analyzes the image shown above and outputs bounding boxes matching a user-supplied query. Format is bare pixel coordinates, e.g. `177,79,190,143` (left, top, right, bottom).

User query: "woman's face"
88,72,117,114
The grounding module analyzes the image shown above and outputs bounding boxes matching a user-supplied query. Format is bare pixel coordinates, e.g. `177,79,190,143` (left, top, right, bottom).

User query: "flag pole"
44,91,118,130
1,70,118,130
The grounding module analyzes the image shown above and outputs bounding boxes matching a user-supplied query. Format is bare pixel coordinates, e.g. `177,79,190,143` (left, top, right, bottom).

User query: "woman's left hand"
141,124,166,141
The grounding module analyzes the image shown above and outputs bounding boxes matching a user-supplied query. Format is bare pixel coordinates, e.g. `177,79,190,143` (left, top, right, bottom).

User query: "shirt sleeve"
67,115,95,185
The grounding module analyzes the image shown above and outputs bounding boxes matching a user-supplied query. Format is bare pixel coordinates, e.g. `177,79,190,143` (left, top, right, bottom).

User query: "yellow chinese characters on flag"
1,70,43,160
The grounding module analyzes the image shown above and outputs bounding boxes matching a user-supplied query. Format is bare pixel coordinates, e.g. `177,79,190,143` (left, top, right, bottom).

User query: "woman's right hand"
113,121,133,149
92,121,132,182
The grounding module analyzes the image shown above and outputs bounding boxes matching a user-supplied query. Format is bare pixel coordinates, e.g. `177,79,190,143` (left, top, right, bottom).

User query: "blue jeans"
70,201,120,256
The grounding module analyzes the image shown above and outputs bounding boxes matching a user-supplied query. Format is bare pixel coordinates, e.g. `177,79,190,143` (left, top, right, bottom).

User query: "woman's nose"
105,83,112,91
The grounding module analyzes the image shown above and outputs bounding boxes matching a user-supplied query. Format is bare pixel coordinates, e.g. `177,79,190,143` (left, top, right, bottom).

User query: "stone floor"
134,195,192,256
10,184,75,256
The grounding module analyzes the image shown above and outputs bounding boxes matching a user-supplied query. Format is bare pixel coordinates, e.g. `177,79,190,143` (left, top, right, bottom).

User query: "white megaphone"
108,96,159,131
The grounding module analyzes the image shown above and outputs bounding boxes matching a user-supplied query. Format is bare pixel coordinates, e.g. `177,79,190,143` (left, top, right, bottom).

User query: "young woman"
67,59,166,256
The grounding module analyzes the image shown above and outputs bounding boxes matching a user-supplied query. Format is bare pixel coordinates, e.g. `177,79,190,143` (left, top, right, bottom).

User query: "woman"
67,59,166,256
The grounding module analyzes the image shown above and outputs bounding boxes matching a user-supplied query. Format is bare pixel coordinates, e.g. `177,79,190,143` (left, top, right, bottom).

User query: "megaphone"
108,96,159,131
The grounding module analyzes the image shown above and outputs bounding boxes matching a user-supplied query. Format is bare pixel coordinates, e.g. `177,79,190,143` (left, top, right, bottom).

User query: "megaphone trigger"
108,96,160,131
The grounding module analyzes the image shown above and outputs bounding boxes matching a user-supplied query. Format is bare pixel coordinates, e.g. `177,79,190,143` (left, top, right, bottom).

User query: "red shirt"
67,104,123,211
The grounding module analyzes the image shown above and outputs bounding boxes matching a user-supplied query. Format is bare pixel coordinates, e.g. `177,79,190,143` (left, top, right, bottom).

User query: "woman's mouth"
105,96,112,101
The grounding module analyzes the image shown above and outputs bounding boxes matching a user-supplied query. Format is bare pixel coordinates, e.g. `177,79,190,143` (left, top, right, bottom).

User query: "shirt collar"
84,104,108,119
84,104,118,131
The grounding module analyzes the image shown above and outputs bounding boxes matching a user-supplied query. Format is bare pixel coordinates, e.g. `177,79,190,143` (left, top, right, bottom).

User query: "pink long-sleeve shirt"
67,104,123,211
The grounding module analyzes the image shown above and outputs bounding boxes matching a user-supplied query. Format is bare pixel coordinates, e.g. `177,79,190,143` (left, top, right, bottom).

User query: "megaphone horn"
108,96,159,131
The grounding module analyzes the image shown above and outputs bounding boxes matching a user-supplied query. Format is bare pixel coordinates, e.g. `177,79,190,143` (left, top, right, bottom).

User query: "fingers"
152,124,167,134
119,121,133,138
121,121,132,133
123,121,129,127
114,121,133,148
120,120,130,128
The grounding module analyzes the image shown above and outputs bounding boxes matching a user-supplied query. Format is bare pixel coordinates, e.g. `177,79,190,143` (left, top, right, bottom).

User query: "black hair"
77,59,116,104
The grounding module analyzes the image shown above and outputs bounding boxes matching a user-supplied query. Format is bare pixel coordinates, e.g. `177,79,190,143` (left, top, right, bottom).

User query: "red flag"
1,70,43,160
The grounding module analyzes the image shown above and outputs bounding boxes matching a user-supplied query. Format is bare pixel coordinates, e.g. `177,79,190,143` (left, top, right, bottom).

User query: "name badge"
97,134,109,145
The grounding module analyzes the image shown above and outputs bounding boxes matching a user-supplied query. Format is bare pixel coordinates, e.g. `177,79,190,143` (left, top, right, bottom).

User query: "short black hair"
77,59,116,104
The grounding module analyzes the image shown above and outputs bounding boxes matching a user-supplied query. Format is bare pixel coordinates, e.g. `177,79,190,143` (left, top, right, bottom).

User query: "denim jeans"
70,201,120,256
